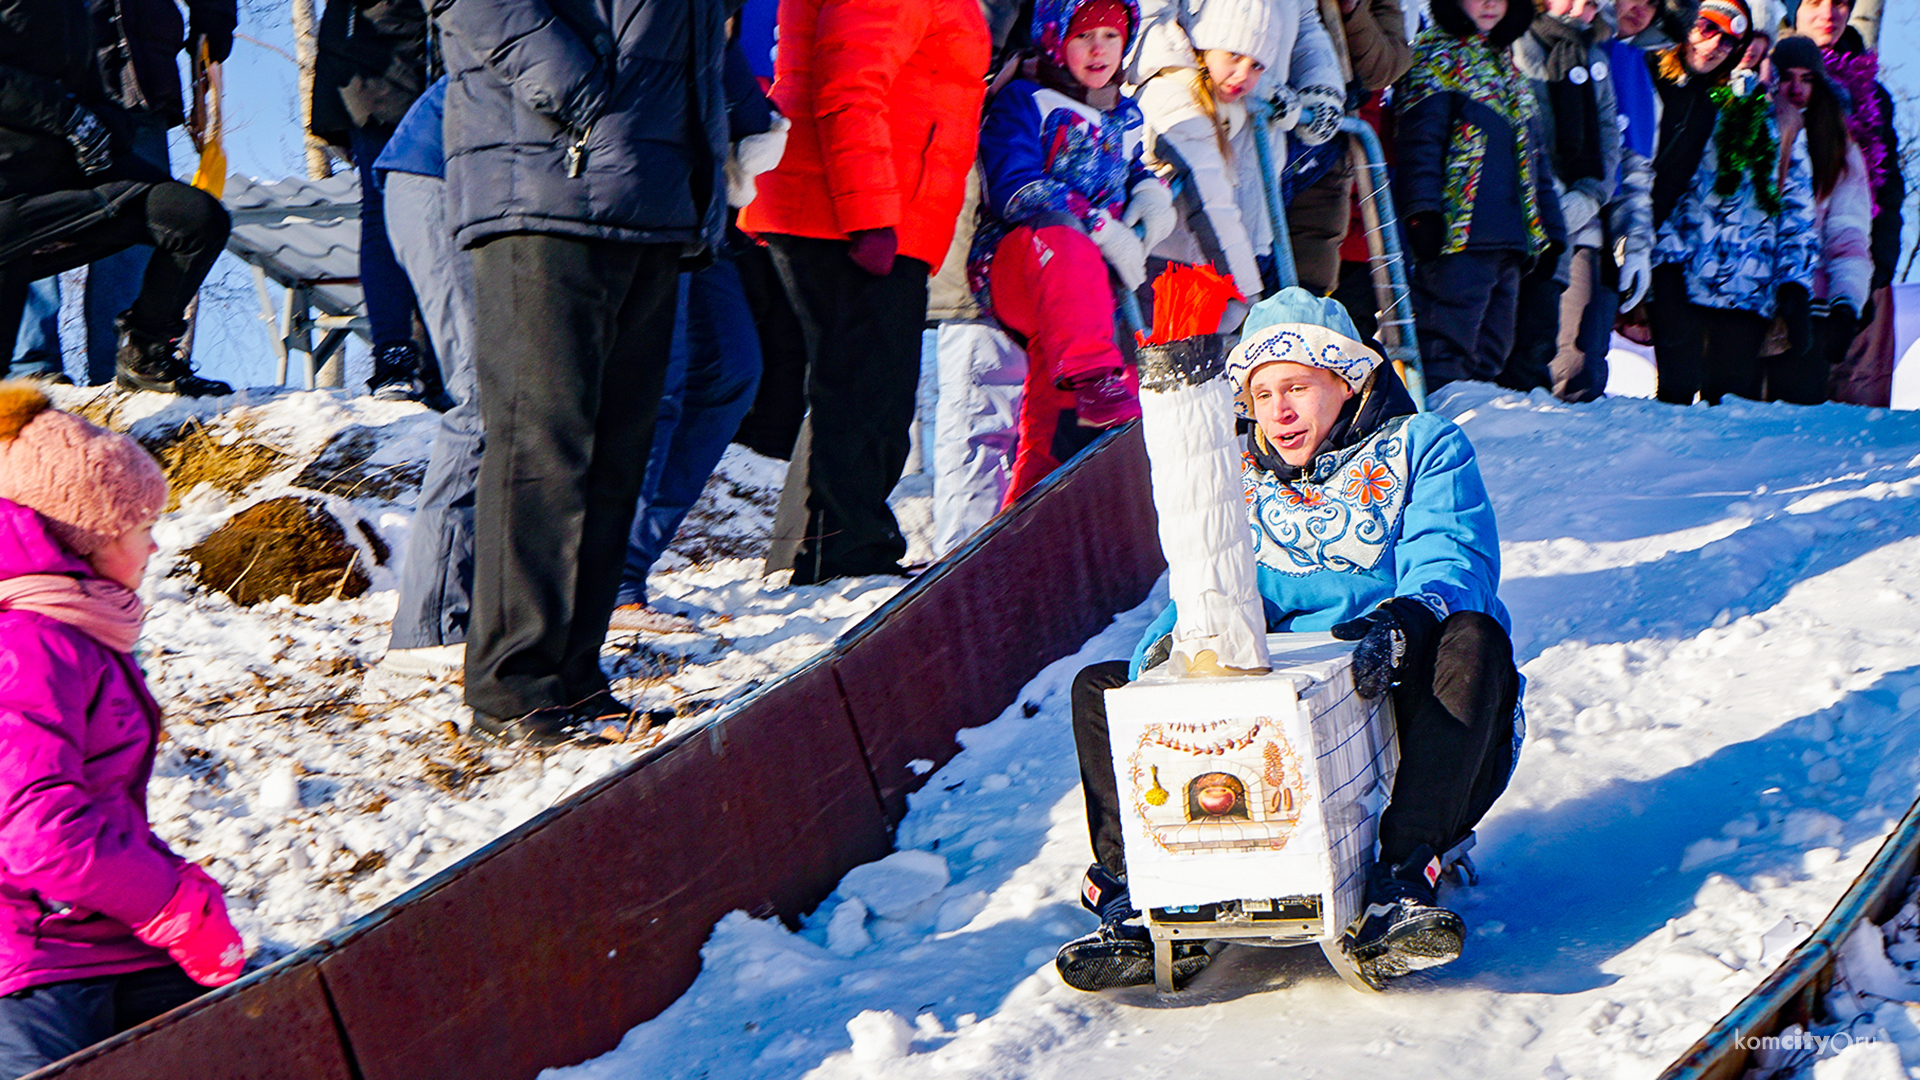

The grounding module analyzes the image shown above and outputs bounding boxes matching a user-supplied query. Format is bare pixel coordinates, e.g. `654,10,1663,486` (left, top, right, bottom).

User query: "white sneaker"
374,643,466,679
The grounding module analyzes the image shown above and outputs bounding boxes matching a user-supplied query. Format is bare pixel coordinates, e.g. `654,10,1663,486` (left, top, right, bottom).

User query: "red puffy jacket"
739,0,989,273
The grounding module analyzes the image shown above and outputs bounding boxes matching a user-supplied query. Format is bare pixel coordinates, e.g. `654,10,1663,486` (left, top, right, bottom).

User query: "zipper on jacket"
566,124,593,177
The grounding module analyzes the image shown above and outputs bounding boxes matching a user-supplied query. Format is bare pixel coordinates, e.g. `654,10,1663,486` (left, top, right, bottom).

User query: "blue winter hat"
1225,287,1384,417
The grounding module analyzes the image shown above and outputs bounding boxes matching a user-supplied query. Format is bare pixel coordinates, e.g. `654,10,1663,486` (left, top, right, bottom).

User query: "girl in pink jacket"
0,382,243,1075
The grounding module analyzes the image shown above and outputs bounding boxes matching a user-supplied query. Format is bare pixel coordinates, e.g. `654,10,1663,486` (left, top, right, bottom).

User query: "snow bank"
52,386,931,966
545,384,1920,1080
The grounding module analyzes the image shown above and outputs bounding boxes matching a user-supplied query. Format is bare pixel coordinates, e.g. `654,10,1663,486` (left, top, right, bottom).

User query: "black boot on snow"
1054,865,1209,991
367,341,426,402
114,316,232,397
1341,844,1465,987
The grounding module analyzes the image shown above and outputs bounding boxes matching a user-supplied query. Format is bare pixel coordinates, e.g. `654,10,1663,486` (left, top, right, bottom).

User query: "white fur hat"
1188,0,1284,74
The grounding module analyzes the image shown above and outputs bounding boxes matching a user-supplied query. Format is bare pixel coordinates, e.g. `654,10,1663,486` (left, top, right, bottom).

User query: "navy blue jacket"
433,0,730,253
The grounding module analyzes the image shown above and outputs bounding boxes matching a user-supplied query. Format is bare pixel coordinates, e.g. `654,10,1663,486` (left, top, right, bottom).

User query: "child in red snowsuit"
969,0,1176,504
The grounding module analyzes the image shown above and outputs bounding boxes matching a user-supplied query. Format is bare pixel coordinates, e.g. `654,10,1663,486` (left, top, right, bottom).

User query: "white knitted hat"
1187,0,1284,74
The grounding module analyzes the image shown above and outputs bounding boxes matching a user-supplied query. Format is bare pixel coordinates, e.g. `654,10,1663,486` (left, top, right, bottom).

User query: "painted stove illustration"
1127,714,1307,854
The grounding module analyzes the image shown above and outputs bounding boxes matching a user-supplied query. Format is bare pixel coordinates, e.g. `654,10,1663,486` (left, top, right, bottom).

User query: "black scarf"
1245,363,1418,481
1533,15,1606,184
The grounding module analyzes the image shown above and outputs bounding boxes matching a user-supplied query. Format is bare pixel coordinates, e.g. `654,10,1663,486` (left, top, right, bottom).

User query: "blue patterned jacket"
1131,411,1509,673
967,73,1155,305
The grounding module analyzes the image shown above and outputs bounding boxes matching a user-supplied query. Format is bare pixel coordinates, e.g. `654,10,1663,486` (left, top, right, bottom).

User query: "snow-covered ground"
546,384,1920,1080
1747,872,1920,1080
50,385,932,966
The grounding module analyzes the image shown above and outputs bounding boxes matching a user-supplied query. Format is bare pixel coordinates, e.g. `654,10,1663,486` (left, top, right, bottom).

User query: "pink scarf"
0,575,144,653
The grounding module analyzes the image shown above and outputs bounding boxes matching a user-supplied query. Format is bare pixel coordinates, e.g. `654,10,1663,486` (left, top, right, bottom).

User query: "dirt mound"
293,425,426,501
143,418,290,511
185,496,374,606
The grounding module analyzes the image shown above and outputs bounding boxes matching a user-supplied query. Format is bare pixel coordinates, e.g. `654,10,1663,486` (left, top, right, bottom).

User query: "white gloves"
1267,85,1303,131
1090,212,1148,291
1294,84,1344,146
1120,178,1176,253
726,114,791,208
1617,246,1652,311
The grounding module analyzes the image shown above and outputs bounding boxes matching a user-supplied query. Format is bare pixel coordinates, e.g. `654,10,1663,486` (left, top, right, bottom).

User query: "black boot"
367,341,426,402
1340,844,1465,987
1053,864,1210,991
115,316,231,397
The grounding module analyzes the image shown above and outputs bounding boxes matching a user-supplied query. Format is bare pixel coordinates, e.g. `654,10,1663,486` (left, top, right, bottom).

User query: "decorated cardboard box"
1103,633,1398,933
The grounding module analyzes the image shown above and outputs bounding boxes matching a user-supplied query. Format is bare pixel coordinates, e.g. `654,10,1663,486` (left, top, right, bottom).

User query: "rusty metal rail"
28,423,1167,1080
1658,792,1920,1080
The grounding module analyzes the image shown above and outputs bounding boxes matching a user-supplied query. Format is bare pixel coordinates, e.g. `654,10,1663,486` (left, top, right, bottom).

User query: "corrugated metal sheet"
222,172,365,319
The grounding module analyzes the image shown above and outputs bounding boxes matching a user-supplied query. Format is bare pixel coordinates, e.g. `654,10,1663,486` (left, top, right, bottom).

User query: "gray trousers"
383,172,482,650
1549,246,1615,403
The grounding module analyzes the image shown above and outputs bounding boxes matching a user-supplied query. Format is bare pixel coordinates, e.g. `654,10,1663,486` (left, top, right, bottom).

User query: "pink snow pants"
988,223,1125,505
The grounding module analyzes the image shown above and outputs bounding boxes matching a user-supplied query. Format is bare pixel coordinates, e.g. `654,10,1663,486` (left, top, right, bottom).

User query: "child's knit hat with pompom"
0,381,169,555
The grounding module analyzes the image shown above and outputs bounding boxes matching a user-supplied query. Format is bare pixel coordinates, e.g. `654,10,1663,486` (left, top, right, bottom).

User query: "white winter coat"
1134,71,1270,296
1813,142,1873,316
1126,0,1343,299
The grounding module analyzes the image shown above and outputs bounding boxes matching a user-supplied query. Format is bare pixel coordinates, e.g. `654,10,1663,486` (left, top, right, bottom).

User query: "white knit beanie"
1187,0,1284,74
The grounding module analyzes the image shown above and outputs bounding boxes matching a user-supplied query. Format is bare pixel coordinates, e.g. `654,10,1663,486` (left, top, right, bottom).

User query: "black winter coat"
310,0,429,144
89,0,237,127
433,0,729,253
0,0,171,263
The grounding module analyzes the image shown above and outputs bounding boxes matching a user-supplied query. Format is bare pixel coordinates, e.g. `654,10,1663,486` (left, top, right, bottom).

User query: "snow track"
551,386,1920,1080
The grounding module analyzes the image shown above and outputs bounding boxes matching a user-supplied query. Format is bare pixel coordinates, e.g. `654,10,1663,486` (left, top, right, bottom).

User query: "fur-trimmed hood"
1428,0,1538,50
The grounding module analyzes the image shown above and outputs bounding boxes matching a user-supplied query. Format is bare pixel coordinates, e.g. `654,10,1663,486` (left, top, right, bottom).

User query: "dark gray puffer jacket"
433,0,729,253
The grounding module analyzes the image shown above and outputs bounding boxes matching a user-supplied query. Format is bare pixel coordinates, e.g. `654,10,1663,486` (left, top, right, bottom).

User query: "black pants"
1650,265,1768,405
761,234,929,582
0,180,230,362
0,964,202,1079
1071,612,1518,878
730,239,810,461
1762,309,1856,405
463,234,681,720
1411,250,1524,388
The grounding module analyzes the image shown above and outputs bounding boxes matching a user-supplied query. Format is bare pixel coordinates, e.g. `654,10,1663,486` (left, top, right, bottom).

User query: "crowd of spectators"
0,0,1911,790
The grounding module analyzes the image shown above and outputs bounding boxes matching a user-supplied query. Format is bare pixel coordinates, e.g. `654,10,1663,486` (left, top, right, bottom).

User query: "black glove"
1330,597,1440,699
1404,212,1444,263
191,17,236,63
63,103,112,175
1823,302,1859,357
1777,282,1812,356
1140,632,1173,673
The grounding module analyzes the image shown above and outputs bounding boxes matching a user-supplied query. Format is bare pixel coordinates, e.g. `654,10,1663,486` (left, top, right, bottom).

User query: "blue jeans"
81,114,171,385
9,277,61,378
383,172,481,650
349,125,420,350
616,260,762,606
0,964,202,1078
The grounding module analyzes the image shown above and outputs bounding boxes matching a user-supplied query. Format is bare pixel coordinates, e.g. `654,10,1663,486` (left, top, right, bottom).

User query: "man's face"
1249,362,1355,467
1798,0,1851,46
1616,0,1655,38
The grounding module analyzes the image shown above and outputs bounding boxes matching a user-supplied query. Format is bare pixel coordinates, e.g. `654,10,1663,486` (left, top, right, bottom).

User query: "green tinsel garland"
1709,84,1782,215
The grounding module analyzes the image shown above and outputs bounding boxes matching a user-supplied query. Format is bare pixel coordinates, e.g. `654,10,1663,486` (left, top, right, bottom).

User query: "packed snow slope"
45,385,933,968
550,384,1920,1080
